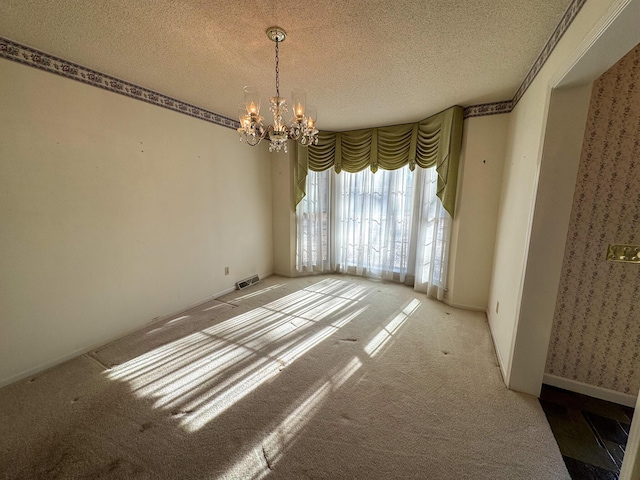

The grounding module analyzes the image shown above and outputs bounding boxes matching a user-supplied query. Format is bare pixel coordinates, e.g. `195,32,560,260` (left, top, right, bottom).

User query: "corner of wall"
271,146,297,277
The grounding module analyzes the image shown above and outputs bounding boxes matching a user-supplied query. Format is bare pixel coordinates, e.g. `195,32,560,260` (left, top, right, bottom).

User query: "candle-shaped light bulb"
243,86,261,115
291,89,307,120
238,104,250,128
306,105,317,129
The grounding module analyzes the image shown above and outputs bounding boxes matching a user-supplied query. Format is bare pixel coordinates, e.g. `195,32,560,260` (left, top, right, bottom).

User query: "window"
334,165,414,278
296,166,450,298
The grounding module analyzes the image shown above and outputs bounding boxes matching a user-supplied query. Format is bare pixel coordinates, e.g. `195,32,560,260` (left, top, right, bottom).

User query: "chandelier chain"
275,38,280,99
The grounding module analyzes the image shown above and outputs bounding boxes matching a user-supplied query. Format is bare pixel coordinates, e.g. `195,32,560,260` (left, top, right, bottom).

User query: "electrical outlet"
224,266,229,276
496,301,500,314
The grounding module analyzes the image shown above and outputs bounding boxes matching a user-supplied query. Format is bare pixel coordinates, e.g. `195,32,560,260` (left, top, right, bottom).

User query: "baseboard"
543,373,638,407
486,310,510,386
0,316,173,389
273,270,296,278
256,271,273,282
0,278,271,389
441,298,486,312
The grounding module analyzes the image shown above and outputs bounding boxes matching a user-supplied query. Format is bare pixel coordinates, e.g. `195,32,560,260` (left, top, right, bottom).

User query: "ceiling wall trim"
0,37,240,130
463,0,587,119
463,101,513,119
1,0,587,127
512,0,587,107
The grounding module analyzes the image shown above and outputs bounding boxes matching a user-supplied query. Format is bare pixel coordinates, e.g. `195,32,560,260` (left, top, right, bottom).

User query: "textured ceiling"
0,0,572,131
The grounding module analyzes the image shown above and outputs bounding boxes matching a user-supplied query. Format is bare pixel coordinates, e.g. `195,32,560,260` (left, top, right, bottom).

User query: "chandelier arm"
243,125,269,147
288,123,301,140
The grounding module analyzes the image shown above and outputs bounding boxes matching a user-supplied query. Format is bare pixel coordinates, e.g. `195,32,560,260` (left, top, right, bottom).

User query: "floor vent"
236,274,260,290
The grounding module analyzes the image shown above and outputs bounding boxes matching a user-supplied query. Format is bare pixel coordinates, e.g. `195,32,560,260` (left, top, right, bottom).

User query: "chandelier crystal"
237,27,319,153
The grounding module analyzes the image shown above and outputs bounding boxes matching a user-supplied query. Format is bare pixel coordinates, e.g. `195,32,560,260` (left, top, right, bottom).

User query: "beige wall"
271,147,297,277
509,83,593,395
464,3,640,473
447,114,508,311
545,43,640,397
486,0,621,390
0,58,274,386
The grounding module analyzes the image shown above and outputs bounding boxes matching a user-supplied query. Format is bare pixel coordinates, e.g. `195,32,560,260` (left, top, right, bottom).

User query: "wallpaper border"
0,38,240,130
1,0,585,124
511,0,587,108
463,101,513,119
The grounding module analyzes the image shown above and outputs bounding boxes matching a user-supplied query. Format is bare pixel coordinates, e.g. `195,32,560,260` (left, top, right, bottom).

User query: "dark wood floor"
540,385,635,480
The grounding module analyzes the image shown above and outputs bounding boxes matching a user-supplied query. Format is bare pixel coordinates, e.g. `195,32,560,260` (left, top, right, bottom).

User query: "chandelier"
237,27,319,153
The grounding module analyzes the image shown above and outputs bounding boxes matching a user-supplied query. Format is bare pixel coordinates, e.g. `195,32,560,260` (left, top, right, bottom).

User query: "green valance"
295,105,463,217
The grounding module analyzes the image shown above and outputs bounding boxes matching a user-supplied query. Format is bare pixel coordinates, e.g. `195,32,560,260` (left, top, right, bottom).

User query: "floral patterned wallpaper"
545,43,640,396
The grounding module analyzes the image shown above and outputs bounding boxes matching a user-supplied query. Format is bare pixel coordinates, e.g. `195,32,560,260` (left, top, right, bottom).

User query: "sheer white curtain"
334,166,414,281
296,166,451,299
296,169,331,273
412,167,452,300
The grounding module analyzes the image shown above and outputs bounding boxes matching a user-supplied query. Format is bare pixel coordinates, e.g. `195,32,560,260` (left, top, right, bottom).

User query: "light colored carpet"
0,274,569,479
